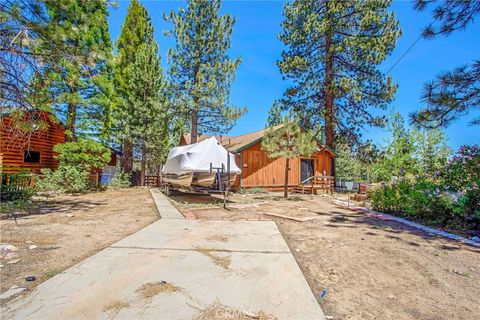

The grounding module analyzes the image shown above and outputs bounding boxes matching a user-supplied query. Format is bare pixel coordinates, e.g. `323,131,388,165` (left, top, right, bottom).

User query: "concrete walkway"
150,188,184,219
1,194,324,320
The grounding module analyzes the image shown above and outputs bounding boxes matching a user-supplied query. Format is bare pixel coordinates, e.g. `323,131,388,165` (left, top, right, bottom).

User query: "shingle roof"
182,127,279,152
181,124,334,155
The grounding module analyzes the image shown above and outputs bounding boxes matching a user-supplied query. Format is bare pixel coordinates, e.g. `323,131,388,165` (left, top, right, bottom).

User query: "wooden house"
1,110,117,175
179,127,335,192
1,110,66,174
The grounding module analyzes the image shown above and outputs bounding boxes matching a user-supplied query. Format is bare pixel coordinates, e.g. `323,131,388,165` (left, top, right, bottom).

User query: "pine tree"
411,1,480,128
262,116,317,198
42,0,113,141
129,43,166,185
266,101,283,127
334,138,362,181
114,0,168,183
277,0,401,149
165,0,246,143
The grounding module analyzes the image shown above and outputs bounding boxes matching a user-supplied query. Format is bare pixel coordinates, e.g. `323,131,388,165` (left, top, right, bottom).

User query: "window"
24,150,40,163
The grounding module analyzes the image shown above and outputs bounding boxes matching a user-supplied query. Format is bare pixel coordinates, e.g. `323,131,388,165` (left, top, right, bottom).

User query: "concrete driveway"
1,217,324,319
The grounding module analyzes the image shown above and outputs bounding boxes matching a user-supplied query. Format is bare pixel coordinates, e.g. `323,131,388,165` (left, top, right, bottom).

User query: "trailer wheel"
165,185,170,196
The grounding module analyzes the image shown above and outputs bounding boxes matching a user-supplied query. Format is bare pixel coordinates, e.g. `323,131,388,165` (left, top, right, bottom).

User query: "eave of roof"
183,125,335,156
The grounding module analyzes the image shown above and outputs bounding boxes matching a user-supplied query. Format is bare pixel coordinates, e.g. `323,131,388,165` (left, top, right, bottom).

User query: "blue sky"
107,1,480,150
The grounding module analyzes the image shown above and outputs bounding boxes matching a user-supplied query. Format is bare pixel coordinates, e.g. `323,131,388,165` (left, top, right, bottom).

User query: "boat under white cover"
162,137,241,188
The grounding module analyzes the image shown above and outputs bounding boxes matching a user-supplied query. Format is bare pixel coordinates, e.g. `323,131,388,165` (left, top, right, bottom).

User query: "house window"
24,150,41,163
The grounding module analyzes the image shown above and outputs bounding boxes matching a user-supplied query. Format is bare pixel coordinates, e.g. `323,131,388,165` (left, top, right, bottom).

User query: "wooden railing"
144,175,161,187
299,175,335,194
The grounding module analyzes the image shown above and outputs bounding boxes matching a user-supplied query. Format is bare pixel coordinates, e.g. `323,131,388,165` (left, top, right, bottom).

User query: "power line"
386,16,439,74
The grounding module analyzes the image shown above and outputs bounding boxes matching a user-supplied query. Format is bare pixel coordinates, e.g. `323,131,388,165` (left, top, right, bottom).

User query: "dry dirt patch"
195,248,231,270
0,188,158,305
136,281,181,299
176,192,480,320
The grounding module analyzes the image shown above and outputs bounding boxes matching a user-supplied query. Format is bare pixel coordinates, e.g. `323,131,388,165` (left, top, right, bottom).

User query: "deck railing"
299,175,335,194
144,175,161,187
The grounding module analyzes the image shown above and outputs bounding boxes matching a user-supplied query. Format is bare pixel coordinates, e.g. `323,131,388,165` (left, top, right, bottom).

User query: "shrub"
54,139,111,170
245,187,268,194
36,165,89,194
108,168,131,189
1,170,36,201
0,199,33,216
369,145,480,229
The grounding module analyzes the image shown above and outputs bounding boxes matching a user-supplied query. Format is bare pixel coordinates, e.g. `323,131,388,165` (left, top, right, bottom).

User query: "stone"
453,269,464,276
0,287,26,299
28,245,38,250
387,294,396,299
326,316,335,320
65,213,75,218
7,259,20,264
0,244,18,255
5,252,19,260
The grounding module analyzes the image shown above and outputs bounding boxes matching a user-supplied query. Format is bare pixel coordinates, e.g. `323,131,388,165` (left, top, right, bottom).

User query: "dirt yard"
170,191,480,320
0,188,158,305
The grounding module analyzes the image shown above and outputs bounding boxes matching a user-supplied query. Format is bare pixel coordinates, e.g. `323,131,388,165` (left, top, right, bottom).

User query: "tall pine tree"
277,0,401,149
114,0,169,183
114,0,154,173
166,0,246,143
42,0,113,141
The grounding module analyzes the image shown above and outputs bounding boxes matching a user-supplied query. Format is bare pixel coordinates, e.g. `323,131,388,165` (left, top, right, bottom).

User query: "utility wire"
386,16,439,74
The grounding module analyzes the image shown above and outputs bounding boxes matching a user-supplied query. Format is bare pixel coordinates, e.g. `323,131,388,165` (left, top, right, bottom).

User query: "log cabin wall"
235,141,334,191
0,112,66,174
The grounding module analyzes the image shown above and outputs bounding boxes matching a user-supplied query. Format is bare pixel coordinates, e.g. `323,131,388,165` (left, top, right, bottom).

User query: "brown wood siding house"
1,111,66,174
1,111,118,175
179,127,335,192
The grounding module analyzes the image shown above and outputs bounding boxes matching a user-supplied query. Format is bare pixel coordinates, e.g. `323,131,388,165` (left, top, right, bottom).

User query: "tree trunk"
324,0,335,150
140,140,146,186
66,102,77,142
284,158,290,198
122,141,133,173
191,108,198,144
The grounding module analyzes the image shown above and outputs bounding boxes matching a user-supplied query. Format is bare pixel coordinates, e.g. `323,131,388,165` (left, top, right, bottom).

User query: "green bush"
108,168,131,189
245,187,268,194
54,139,111,170
36,165,89,194
0,199,33,216
1,170,36,201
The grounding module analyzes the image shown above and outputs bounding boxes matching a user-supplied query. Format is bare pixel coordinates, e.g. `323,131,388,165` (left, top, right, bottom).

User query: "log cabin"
1,110,66,174
179,126,335,193
1,110,117,174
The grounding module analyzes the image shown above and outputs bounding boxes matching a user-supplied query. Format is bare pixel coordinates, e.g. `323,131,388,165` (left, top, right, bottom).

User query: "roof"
182,125,335,155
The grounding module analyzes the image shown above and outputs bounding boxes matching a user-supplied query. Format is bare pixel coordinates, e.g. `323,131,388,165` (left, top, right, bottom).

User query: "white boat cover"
162,137,241,175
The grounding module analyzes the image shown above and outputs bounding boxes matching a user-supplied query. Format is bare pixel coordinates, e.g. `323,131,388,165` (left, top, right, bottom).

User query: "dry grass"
103,300,129,317
0,231,60,246
195,248,231,270
193,301,276,320
206,235,229,242
136,281,181,299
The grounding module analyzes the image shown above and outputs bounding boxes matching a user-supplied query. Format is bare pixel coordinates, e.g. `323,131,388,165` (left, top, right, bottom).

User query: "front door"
300,159,314,184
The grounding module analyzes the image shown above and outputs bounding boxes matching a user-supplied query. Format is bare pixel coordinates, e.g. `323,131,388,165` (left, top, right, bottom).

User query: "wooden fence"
144,175,161,187
1,173,35,201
